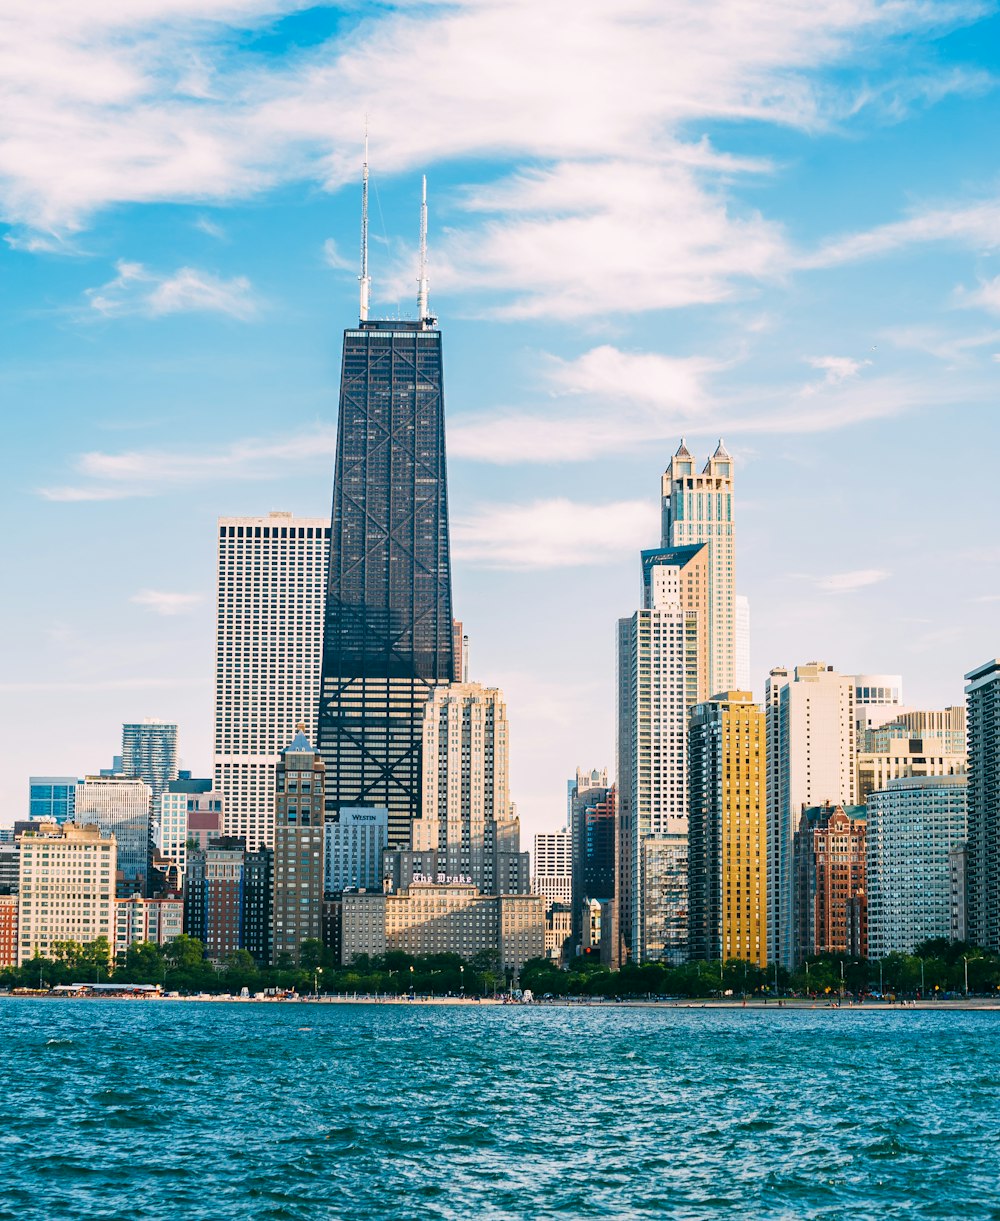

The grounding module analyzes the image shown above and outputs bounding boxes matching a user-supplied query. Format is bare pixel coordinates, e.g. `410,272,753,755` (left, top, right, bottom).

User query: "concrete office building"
114,894,183,956
28,777,77,824
766,663,856,969
412,684,510,893
853,675,906,751
866,776,967,958
271,727,325,964
618,555,700,964
688,691,766,966
121,720,178,809
75,775,153,893
568,768,613,942
17,822,116,965
324,806,388,894
964,659,1000,952
857,729,966,805
340,882,543,974
214,512,330,852
532,828,572,912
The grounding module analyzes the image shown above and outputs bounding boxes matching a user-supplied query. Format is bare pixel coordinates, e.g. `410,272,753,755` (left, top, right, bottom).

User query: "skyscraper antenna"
417,174,429,323
359,124,371,322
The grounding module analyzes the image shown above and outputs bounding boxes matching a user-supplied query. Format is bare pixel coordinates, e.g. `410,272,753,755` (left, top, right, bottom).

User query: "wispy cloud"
453,498,657,569
955,275,1000,315
0,676,206,693
449,344,915,463
815,568,891,593
0,0,984,319
805,198,1000,268
38,425,336,501
131,589,204,616
806,354,872,384
84,260,259,319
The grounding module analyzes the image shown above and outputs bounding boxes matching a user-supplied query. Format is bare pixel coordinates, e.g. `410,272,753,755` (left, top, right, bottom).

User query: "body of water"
2,999,998,1219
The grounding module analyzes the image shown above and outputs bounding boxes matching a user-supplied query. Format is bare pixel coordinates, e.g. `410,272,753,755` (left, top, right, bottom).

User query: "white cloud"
955,275,1000,315
815,568,890,593
322,237,355,273
131,589,205,616
84,260,258,319
453,498,658,569
806,354,872,383
37,424,336,501
805,198,1000,268
449,344,920,463
0,0,983,317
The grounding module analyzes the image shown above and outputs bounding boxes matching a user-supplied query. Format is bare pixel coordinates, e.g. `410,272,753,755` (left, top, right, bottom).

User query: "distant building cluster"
6,236,1000,983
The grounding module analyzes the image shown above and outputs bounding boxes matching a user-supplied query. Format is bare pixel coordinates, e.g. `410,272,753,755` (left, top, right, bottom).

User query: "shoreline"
3,992,999,1011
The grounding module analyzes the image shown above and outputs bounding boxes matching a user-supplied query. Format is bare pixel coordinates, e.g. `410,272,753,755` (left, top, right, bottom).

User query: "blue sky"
2,1,1000,837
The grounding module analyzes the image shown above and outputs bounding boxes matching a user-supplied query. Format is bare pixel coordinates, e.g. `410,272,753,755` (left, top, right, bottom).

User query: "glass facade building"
318,319,456,848
28,776,77,823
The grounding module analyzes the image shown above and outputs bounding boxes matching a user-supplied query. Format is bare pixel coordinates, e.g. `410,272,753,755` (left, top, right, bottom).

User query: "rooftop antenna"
359,123,371,322
416,174,429,323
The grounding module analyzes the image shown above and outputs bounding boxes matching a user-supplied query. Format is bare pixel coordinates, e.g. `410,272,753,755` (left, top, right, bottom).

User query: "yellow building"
688,691,766,966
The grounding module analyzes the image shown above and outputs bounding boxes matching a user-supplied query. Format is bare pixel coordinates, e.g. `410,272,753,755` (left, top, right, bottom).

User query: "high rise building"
244,846,274,967
317,186,456,847
412,684,507,892
866,775,967,958
856,725,966,805
618,556,700,964
324,806,388,894
0,895,16,969
766,663,856,969
792,804,867,962
688,691,766,966
28,777,77,824
214,512,331,852
965,658,1000,952
271,727,325,964
660,439,736,698
75,775,153,892
532,828,572,911
17,822,116,965
121,721,178,809
156,777,223,880
568,768,613,942
184,838,247,961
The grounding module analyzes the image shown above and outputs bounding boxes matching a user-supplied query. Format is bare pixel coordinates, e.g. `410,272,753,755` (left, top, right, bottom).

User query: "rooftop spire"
675,437,692,458
359,124,370,322
417,174,429,322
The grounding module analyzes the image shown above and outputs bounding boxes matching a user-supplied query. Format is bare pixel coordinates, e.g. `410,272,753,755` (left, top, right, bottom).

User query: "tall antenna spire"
416,174,429,323
359,123,370,322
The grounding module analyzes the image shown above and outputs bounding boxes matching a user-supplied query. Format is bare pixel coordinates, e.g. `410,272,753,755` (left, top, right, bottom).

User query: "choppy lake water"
2,999,998,1219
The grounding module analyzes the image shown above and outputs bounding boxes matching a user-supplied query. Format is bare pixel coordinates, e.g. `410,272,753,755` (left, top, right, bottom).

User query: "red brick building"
0,894,18,969
794,804,867,961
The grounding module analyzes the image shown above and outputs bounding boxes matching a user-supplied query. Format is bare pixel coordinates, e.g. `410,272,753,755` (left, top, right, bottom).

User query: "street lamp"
459,964,465,999
963,956,969,997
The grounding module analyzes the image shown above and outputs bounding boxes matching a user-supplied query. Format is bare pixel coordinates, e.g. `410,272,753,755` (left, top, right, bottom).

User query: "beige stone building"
17,822,116,964
341,881,543,973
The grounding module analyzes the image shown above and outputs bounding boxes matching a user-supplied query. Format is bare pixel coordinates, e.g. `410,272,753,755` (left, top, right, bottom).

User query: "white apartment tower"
618,559,700,964
17,822,116,964
765,662,856,969
214,512,330,851
412,683,510,893
660,440,736,698
532,828,572,911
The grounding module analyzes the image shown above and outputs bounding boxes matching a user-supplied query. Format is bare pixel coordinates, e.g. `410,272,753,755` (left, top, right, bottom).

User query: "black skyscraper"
317,315,455,846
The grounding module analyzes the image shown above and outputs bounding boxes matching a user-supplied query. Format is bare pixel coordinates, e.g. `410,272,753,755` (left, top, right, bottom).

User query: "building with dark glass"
965,658,1000,952
318,317,455,847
